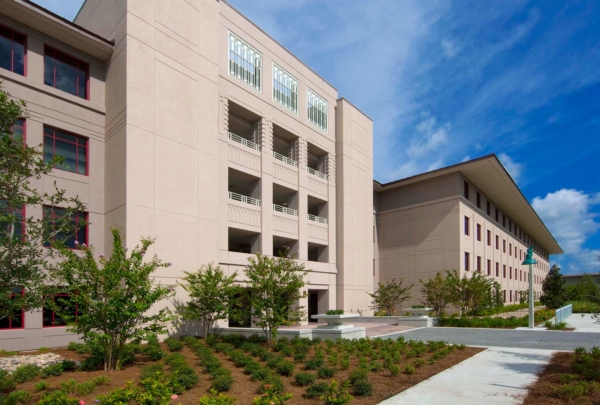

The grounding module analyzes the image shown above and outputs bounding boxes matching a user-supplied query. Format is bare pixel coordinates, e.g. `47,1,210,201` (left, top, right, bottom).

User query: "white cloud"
407,117,451,158
441,38,460,58
427,159,445,172
498,152,524,183
532,189,600,272
461,155,471,162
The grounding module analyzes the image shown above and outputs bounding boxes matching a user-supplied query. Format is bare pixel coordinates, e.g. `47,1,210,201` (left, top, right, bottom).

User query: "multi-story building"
374,155,560,307
0,0,560,350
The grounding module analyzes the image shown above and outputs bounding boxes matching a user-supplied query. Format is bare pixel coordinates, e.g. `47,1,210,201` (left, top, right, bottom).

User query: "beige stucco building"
0,0,560,350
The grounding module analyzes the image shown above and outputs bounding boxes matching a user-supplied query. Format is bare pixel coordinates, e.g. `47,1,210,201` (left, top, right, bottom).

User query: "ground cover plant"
437,309,555,328
523,346,600,405
0,334,481,404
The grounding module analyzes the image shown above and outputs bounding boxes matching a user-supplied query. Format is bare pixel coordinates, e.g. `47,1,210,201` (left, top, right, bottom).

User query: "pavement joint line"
370,326,426,338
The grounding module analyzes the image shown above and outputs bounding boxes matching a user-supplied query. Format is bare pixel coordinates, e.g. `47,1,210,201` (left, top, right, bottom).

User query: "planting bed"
0,335,481,404
523,347,600,405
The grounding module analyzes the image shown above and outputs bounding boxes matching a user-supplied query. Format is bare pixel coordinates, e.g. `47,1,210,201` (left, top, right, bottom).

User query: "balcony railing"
228,132,260,151
229,191,260,206
308,214,328,224
273,204,297,216
273,151,298,167
307,166,328,180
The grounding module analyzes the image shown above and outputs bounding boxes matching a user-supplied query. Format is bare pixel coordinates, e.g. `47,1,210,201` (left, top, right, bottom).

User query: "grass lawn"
0,335,482,404
523,347,600,405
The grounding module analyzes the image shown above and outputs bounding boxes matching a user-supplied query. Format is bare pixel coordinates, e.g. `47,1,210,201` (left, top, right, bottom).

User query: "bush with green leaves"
306,382,329,398
348,369,368,385
164,337,184,352
40,363,64,378
143,334,166,361
211,374,235,392
11,364,40,383
96,382,138,405
37,390,79,405
318,366,336,379
252,383,292,405
0,390,30,405
34,380,48,392
540,265,569,309
305,357,325,370
368,279,413,316
404,364,416,375
326,309,344,315
352,379,373,396
294,372,317,386
321,380,353,405
0,370,16,393
199,389,238,405
164,353,199,393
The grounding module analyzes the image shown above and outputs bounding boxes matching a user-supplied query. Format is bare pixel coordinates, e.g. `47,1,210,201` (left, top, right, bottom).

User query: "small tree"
368,279,413,316
445,270,495,316
244,251,307,346
567,274,600,302
178,264,240,338
1,87,85,324
50,228,175,371
419,273,450,317
540,264,568,310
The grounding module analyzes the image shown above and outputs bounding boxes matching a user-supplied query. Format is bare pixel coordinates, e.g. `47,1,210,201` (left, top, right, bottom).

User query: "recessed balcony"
308,213,327,224
307,166,328,180
273,151,297,167
229,191,260,206
273,204,297,216
229,132,260,151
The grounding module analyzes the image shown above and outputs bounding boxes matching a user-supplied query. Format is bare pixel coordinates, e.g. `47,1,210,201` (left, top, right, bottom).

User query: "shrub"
294,372,317,386
352,379,373,396
404,364,416,375
306,382,329,398
326,309,345,315
413,359,425,368
79,356,103,372
75,380,97,396
199,389,238,405
37,390,78,405
293,353,307,362
138,375,174,405
0,370,15,393
170,367,200,393
260,375,284,394
0,390,31,405
348,369,368,385
211,374,234,392
67,341,92,354
252,384,292,405
368,361,383,372
40,363,64,378
552,381,597,399
411,305,425,309
144,334,166,361
250,367,270,381
569,301,600,314
389,363,400,376
275,360,295,376
165,337,184,352
318,366,336,379
61,359,77,371
321,380,353,405
340,359,350,370
140,363,165,381
34,380,48,392
60,379,77,394
97,382,138,405
12,364,40,383
305,357,325,370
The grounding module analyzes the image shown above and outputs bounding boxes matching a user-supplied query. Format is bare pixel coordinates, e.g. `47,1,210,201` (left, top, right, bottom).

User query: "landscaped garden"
523,346,600,405
0,334,481,404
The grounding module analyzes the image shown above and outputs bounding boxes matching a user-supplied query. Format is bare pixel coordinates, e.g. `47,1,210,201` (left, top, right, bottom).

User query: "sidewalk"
563,313,600,332
379,347,554,404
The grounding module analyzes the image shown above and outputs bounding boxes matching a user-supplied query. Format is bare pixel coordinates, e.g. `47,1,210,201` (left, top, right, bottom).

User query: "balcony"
229,132,260,151
229,191,260,206
307,166,327,180
308,214,327,224
273,151,297,167
273,204,297,216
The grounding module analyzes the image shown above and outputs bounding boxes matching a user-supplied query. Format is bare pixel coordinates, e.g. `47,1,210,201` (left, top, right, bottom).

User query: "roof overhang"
1,0,113,61
374,154,563,255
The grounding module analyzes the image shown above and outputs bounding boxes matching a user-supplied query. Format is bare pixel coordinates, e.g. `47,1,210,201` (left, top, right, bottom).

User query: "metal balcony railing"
228,132,260,151
273,204,297,216
307,166,328,180
229,191,260,206
273,151,298,167
307,214,328,224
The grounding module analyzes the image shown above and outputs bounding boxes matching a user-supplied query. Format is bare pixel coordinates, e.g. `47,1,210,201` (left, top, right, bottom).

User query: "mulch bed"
523,352,600,405
8,341,482,404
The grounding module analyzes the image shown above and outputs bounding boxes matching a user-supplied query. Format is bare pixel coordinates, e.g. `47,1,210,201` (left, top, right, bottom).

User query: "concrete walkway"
564,313,600,332
379,347,555,405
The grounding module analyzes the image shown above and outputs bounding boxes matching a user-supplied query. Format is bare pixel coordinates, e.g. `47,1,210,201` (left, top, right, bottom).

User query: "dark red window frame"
10,118,26,142
487,230,491,246
43,126,89,176
0,24,26,76
503,265,506,278
464,181,469,200
465,252,470,271
486,201,490,216
496,262,499,277
43,206,88,249
495,235,499,250
464,216,470,236
0,287,25,330
43,291,77,327
476,192,481,208
44,46,89,100
476,224,481,241
476,256,481,272
487,259,491,276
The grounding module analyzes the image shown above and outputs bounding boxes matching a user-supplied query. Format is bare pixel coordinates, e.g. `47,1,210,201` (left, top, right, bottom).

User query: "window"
503,240,506,253
503,265,506,278
487,259,491,276
487,230,491,246
509,267,512,279
10,118,25,142
509,220,512,232
272,64,298,113
44,47,88,99
464,216,470,236
464,181,469,200
502,214,506,227
465,252,470,271
43,291,77,327
43,206,87,249
487,201,490,216
0,201,25,239
476,224,481,241
43,126,88,175
496,235,499,250
509,243,512,255
476,256,481,272
307,88,328,131
520,270,522,281
496,262,499,277
495,208,499,222
0,287,24,329
503,290,506,302
0,25,26,76
509,290,512,303
476,192,481,208
228,33,261,91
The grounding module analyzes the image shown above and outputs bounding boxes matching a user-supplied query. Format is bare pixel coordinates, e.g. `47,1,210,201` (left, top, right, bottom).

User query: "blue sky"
36,0,600,274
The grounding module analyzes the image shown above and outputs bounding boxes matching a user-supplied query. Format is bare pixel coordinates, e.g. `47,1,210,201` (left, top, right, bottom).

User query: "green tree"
419,273,451,317
368,279,413,316
0,87,85,324
178,264,240,338
540,264,568,310
244,251,307,346
445,270,495,316
567,274,600,302
49,228,175,371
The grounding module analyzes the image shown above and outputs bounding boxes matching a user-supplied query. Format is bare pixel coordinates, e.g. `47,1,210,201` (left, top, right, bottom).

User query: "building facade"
0,0,559,350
